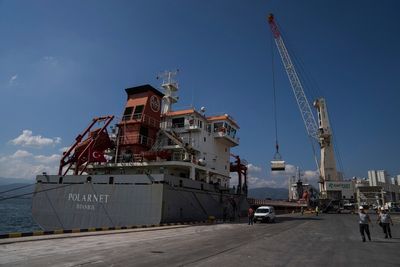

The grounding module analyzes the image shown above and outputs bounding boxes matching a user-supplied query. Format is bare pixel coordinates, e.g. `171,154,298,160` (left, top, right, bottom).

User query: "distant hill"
248,187,288,200
0,177,35,185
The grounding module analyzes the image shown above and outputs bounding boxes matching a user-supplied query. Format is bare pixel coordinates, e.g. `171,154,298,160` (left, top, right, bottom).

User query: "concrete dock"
0,213,399,266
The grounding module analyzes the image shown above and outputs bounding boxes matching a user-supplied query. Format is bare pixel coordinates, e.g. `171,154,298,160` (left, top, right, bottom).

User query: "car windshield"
256,208,269,213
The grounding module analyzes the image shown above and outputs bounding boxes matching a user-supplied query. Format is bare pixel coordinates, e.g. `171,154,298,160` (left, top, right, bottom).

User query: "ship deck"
1,213,399,266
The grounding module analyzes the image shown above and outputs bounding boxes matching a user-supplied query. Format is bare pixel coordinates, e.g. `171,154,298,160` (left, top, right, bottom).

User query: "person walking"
377,208,393,239
358,206,372,242
315,206,319,216
377,207,385,234
248,207,254,225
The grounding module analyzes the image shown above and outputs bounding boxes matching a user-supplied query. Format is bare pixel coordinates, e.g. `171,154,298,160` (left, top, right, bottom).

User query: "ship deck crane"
267,14,340,199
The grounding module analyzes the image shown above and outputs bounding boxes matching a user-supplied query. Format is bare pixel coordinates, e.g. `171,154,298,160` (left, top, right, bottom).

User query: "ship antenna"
158,69,179,114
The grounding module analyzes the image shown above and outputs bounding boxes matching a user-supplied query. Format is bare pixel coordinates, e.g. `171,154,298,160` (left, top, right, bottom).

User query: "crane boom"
268,14,341,200
268,14,319,140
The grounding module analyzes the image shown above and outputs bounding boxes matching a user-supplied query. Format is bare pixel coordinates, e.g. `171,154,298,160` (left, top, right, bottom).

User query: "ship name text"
68,193,110,203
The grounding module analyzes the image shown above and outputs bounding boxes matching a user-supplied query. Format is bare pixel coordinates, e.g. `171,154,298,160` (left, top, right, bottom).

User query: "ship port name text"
67,193,110,210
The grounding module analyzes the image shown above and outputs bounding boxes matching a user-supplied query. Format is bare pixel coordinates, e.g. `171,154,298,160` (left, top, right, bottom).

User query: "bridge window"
133,105,144,119
122,107,134,121
213,122,224,132
172,117,185,128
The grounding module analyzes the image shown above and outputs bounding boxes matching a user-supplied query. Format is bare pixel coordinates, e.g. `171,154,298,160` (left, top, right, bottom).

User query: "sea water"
0,198,40,234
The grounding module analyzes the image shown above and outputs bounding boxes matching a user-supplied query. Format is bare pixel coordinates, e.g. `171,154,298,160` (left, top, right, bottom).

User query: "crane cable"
0,183,35,195
271,32,281,160
0,183,75,202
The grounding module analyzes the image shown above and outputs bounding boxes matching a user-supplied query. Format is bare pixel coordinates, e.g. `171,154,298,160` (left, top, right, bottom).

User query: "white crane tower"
268,14,341,200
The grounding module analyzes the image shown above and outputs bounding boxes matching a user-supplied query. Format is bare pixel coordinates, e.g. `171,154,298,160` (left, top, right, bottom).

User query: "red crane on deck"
58,116,114,176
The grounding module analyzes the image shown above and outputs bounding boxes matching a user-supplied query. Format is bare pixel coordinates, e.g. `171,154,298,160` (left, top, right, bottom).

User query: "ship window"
201,184,204,190
231,128,237,138
207,124,211,133
86,176,92,183
172,117,184,128
133,105,144,119
122,107,134,121
179,180,183,187
198,120,203,128
109,176,114,184
59,177,63,184
213,122,224,132
204,137,206,142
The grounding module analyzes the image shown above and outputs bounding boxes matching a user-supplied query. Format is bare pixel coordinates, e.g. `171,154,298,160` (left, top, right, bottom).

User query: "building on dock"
367,170,400,203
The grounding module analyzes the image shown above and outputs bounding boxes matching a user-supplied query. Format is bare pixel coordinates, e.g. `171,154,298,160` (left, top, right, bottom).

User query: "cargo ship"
32,72,249,230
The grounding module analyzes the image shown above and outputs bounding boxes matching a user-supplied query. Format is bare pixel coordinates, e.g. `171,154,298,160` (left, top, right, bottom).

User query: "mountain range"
247,187,288,200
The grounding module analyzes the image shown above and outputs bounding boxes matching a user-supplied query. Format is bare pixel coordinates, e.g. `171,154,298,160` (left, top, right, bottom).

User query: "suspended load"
270,143,285,171
271,159,285,171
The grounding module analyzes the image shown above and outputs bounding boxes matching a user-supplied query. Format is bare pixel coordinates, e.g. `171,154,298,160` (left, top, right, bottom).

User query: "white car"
253,206,276,223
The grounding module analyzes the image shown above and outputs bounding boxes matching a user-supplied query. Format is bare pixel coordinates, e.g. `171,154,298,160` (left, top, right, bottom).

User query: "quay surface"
0,213,399,266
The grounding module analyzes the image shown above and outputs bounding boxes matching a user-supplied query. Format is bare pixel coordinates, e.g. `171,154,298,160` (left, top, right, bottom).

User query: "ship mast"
158,70,179,114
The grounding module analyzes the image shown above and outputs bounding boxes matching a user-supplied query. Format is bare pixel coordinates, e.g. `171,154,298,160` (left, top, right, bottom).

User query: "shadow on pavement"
275,216,323,222
372,240,399,243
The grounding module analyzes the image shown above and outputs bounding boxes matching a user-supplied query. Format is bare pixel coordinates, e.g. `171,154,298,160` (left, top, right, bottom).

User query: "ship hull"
32,174,248,230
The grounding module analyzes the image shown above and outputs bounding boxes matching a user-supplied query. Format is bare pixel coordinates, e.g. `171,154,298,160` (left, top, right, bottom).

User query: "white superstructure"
158,109,239,188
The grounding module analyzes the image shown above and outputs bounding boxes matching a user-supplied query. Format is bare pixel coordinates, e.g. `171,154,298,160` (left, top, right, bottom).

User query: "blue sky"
0,0,399,187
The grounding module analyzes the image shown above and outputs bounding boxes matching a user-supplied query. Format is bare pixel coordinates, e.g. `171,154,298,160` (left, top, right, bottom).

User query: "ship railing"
120,114,160,128
162,121,202,131
118,133,154,147
213,130,240,144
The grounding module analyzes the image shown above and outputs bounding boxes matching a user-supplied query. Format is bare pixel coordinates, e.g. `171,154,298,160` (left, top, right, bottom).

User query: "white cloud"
247,163,262,173
43,56,58,66
34,154,60,163
10,150,33,158
0,151,59,179
8,74,18,85
59,146,70,153
11,130,61,147
247,176,278,188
